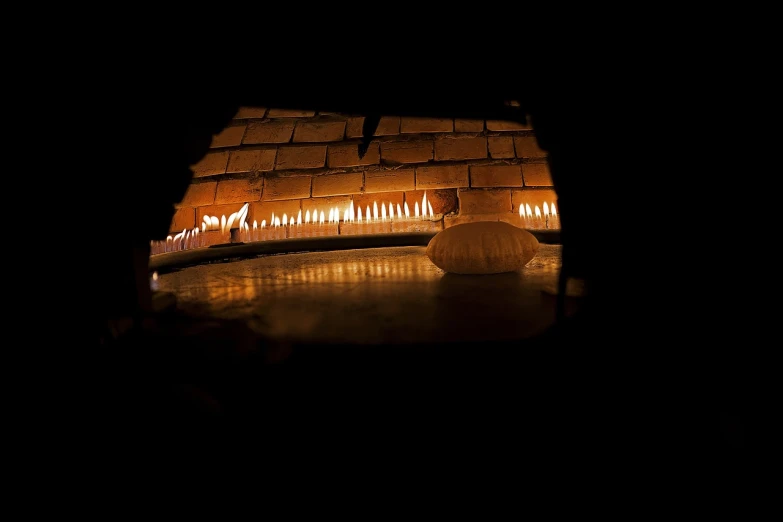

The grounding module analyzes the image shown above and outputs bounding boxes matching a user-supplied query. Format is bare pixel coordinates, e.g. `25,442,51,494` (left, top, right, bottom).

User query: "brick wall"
172,107,555,235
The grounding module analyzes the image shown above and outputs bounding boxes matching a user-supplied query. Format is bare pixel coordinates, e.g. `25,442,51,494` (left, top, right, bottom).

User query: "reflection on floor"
157,245,569,345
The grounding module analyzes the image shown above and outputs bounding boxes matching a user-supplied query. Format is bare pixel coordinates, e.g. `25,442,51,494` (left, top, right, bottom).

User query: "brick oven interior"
82,78,746,469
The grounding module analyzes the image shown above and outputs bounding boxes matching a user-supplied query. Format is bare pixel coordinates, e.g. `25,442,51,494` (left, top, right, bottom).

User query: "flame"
245,222,249,232
152,271,158,281
422,192,428,217
271,212,275,225
211,216,219,230
226,211,238,230
534,205,542,218
261,220,266,228
551,202,557,217
283,214,288,226
381,202,387,221
221,215,226,234
319,210,325,224
305,209,311,224
366,205,371,222
519,205,524,217
415,201,420,218
350,201,355,222
543,202,549,215
253,220,257,230
275,217,281,227
404,202,410,218
328,208,334,223
297,210,302,225
357,206,363,222
202,215,210,228
389,202,394,220
525,203,532,218
202,222,207,233
373,201,379,221
238,203,249,229
397,203,402,218
343,207,349,222
428,201,434,217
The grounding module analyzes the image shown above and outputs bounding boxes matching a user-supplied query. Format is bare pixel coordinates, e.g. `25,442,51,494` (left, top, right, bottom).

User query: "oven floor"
156,244,569,345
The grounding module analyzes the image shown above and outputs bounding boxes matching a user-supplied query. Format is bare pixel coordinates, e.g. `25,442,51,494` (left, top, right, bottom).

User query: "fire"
366,205,371,222
428,201,434,217
350,201,355,222
297,210,302,225
551,202,557,217
221,215,227,235
319,210,325,224
415,201,420,218
389,202,394,220
404,202,410,219
373,201,379,221
397,203,402,218
261,219,266,228
305,210,311,224
534,205,542,218
525,204,532,218
422,192,427,218
282,213,288,226
543,202,549,215
358,206,363,222
519,204,524,217
381,202,387,221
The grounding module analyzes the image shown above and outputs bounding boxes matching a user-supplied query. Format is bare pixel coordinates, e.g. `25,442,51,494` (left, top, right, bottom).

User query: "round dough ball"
426,221,539,274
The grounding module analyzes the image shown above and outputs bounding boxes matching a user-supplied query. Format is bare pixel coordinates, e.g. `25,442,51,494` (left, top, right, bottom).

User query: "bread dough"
426,221,539,274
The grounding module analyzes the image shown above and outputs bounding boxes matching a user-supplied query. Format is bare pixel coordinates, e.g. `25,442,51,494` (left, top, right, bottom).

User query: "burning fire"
151,191,560,256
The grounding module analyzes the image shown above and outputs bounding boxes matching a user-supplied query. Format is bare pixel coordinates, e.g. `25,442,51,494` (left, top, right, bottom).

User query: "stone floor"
157,244,574,345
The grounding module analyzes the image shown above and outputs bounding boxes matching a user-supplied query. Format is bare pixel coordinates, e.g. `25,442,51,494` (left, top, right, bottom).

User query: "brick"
293,120,346,142
470,164,523,188
381,140,433,164
312,172,363,197
434,136,487,161
170,207,195,233
214,178,263,205
348,116,401,137
210,125,246,148
243,120,295,144
514,136,547,158
400,117,453,133
176,182,217,208
327,142,380,168
275,145,326,170
486,119,531,131
415,165,469,189
458,189,512,215
251,199,302,225
301,196,353,222
488,136,515,158
404,189,458,215
191,151,229,177
197,203,254,227
353,191,405,216
267,108,316,117
390,220,442,233
444,213,525,229
262,175,312,200
234,107,267,119
454,119,485,132
511,189,558,216
227,149,276,173
346,117,365,138
522,163,553,186
364,168,415,193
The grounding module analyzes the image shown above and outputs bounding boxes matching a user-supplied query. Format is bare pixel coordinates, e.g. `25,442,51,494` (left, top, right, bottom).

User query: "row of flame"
163,193,559,248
